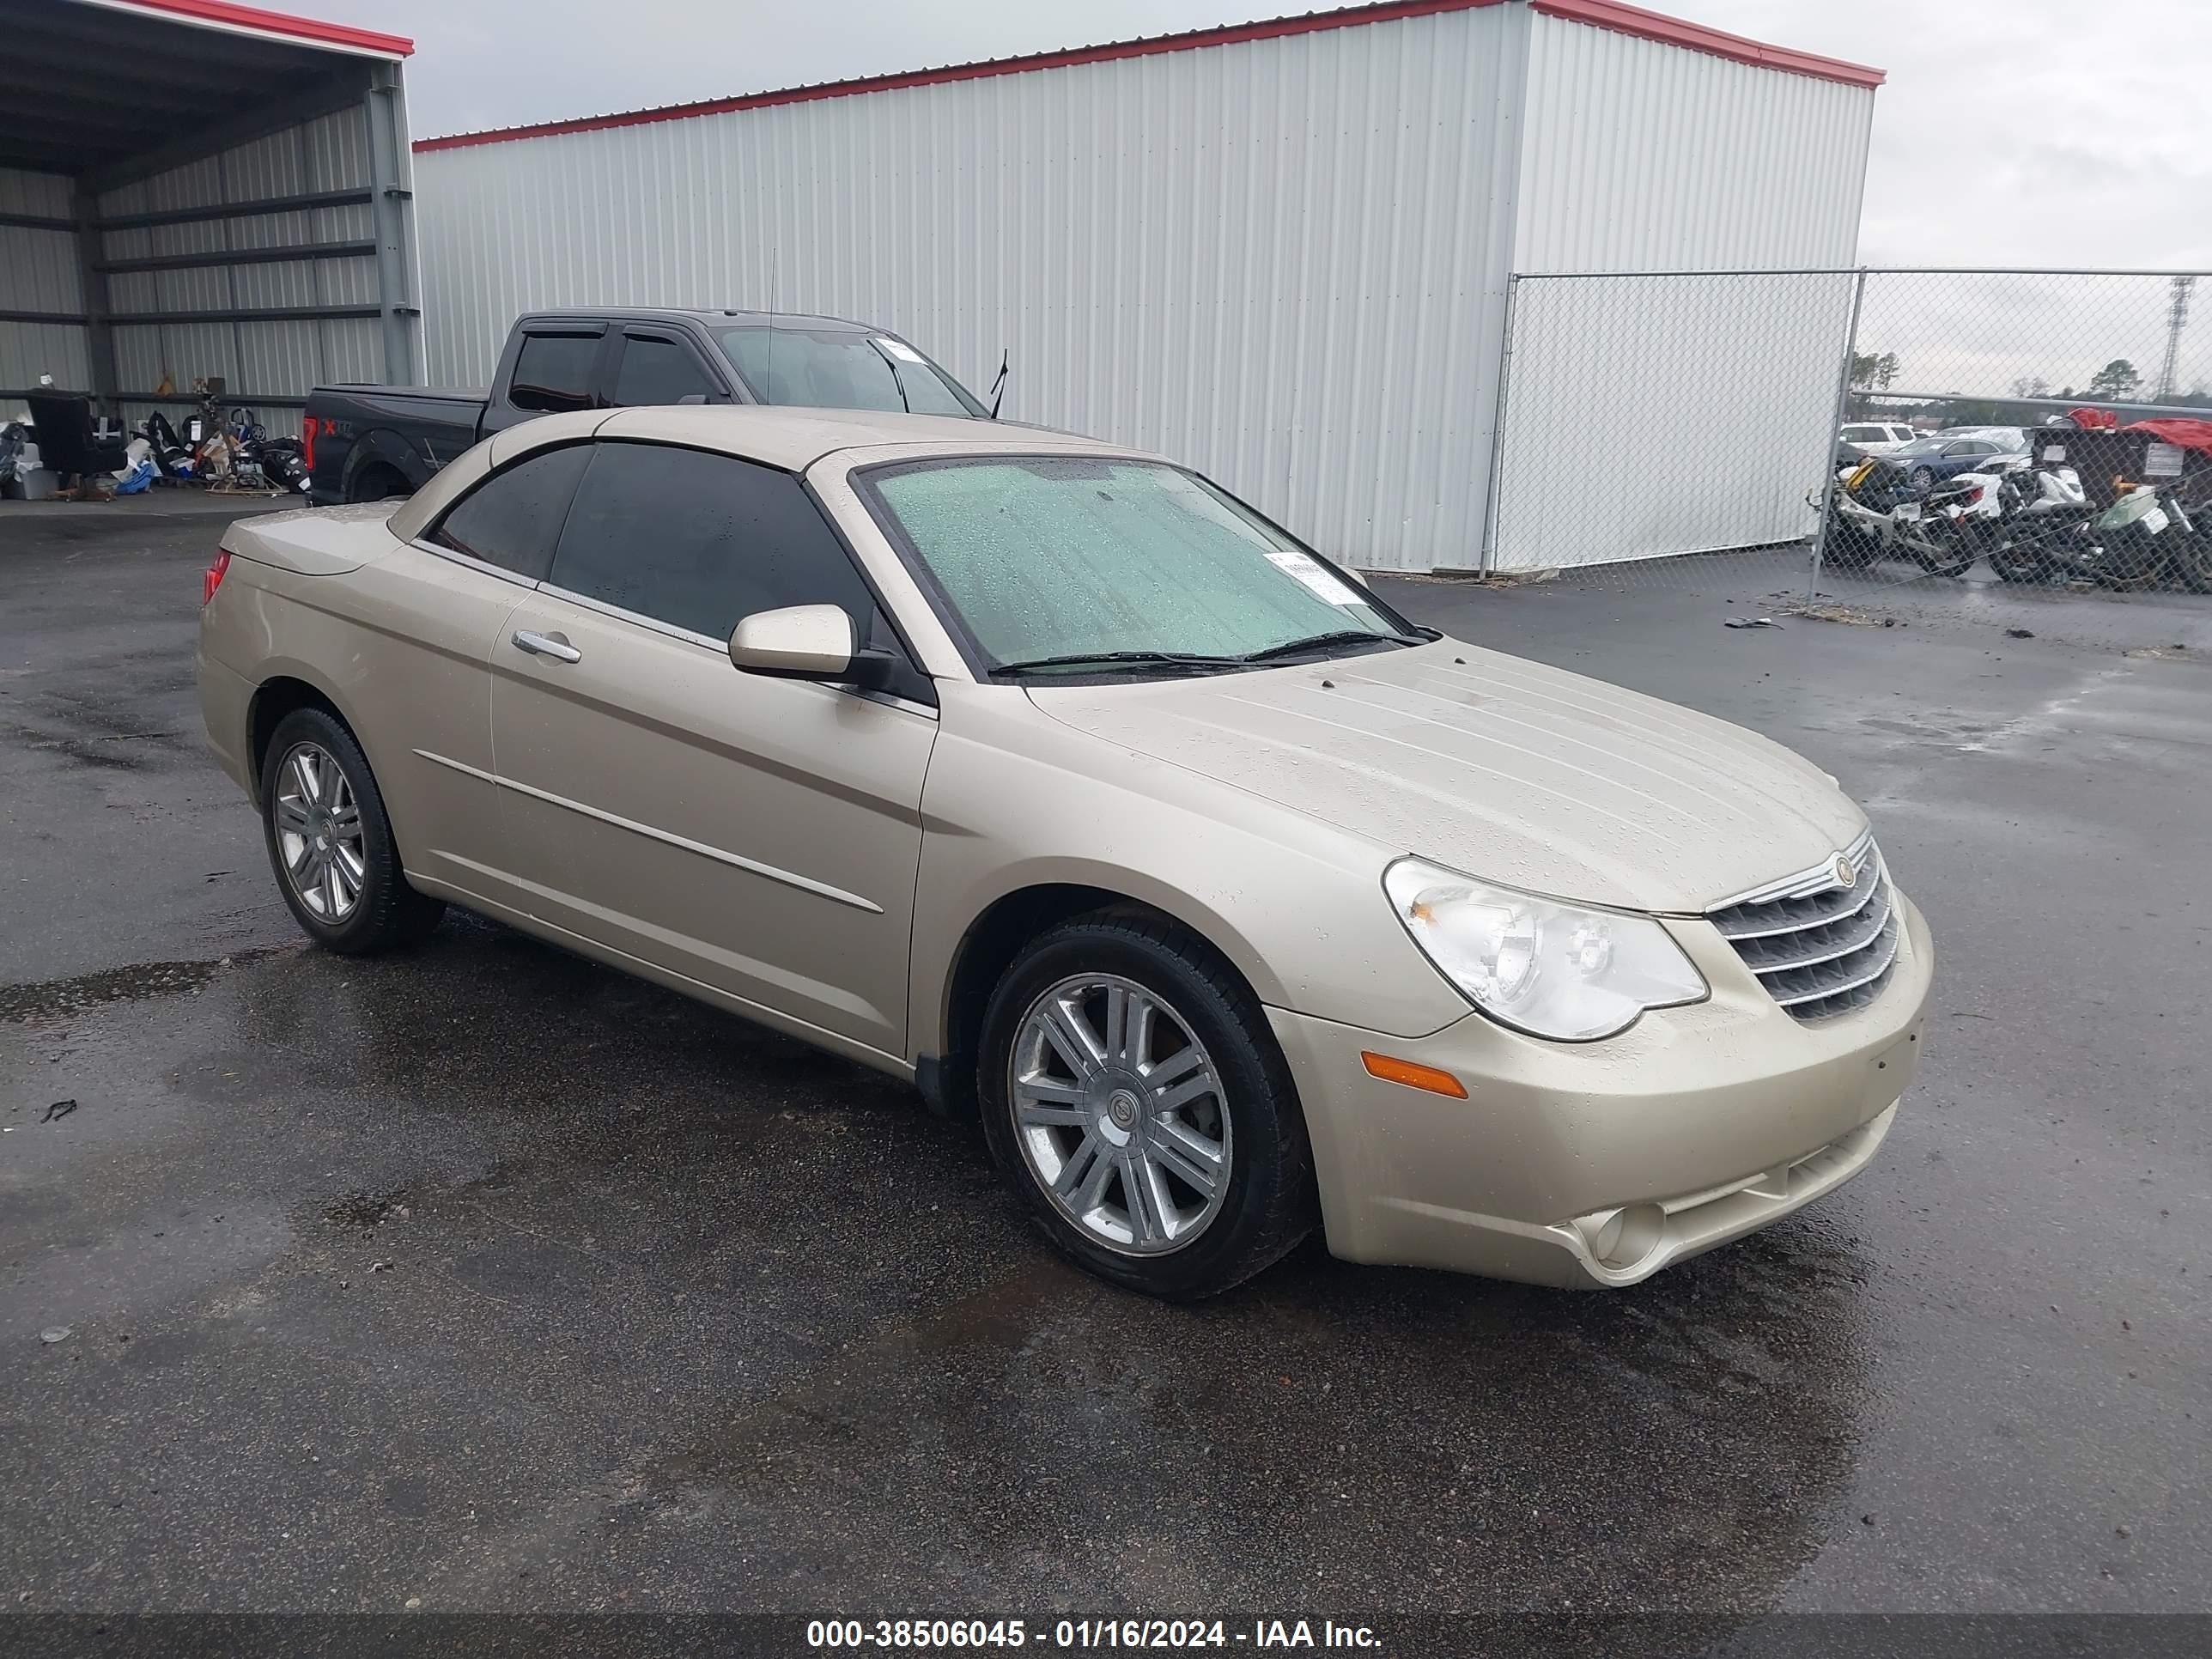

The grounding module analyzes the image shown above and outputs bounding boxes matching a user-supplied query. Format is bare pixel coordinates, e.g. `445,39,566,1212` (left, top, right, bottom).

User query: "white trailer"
410,0,1878,573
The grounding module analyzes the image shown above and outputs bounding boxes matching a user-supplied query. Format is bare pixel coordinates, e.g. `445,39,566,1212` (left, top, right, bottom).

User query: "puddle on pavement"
0,945,295,1024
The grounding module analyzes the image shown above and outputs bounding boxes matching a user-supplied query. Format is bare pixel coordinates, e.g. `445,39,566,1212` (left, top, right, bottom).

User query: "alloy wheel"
272,740,366,923
1011,974,1233,1256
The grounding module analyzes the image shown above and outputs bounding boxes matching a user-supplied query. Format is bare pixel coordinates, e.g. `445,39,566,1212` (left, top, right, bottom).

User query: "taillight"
1963,485,1984,505
203,548,232,607
301,415,317,473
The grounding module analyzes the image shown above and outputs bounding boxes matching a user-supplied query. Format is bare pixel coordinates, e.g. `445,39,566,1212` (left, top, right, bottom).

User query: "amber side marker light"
1360,1052,1468,1098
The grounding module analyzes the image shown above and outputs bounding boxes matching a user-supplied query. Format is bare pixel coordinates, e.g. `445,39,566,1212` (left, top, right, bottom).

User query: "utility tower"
2156,275,2196,400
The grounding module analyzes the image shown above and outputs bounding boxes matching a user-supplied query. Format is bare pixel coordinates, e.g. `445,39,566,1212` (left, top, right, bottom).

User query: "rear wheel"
1822,516,1879,570
976,912,1316,1299
1988,540,2049,583
259,708,444,954
346,463,409,505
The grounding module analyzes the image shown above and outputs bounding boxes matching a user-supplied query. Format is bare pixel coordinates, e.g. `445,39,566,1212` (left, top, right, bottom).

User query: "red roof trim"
414,0,1492,152
416,0,1877,155
113,0,414,58
1534,0,1883,87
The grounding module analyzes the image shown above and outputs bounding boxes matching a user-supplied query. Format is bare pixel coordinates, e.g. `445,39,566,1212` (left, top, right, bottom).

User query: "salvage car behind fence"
1482,265,2212,606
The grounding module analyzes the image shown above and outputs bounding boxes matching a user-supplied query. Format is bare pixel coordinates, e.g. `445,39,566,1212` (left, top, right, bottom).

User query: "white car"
1840,422,1917,454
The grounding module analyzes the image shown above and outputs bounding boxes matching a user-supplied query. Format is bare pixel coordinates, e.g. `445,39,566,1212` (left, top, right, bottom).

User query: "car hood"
1027,640,1865,914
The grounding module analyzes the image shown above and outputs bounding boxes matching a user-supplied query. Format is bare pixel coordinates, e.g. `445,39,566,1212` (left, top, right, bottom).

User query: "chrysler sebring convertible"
198,407,1931,1298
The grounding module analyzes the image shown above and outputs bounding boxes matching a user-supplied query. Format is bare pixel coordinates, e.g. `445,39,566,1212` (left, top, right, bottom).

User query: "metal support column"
1476,274,1522,574
1806,267,1869,604
70,185,119,410
362,61,416,385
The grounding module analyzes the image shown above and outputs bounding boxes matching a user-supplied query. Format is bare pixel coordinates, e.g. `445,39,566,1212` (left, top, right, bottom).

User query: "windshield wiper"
991,649,1249,678
1236,629,1424,663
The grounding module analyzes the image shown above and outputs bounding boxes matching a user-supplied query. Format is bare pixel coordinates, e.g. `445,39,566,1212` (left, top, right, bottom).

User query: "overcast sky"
315,0,2212,270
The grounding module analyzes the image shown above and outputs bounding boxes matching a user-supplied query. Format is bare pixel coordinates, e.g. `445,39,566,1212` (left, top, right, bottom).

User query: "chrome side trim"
410,749,884,915
408,538,541,589
1708,825,1878,912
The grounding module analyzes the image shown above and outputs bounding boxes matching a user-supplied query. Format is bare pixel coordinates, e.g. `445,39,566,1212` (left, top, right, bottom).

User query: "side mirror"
729,604,855,678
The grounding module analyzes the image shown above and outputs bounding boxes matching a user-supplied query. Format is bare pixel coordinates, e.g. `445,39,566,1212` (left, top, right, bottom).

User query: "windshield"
718,328,984,417
859,458,1414,672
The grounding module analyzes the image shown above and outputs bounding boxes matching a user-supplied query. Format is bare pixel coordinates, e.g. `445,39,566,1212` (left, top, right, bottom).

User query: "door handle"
512,629,581,664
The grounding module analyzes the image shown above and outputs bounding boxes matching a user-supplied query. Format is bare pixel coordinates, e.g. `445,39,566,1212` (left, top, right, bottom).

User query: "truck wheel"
347,464,410,505
976,911,1317,1300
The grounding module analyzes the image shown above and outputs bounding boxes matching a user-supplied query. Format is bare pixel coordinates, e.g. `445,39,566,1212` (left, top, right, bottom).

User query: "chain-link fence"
1481,267,2212,639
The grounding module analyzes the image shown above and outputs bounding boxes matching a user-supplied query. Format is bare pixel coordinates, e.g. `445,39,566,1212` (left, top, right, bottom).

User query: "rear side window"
507,333,601,414
428,445,592,580
549,442,878,641
611,335,720,406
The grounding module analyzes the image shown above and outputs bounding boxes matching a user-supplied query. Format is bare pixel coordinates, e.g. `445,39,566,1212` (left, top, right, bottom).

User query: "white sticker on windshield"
875,337,927,363
1266,549,1364,606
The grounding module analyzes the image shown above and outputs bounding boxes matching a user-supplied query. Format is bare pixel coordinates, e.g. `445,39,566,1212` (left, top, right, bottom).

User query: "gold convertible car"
198,407,1931,1298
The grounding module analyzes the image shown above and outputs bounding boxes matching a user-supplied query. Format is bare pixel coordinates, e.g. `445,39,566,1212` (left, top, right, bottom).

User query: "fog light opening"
1576,1202,1667,1272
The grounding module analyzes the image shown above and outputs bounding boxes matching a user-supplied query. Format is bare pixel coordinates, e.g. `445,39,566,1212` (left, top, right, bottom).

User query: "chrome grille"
1708,833,1899,1022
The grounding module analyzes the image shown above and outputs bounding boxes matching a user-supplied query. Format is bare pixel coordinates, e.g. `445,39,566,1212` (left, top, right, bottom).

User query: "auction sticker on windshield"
1265,549,1364,606
875,337,927,363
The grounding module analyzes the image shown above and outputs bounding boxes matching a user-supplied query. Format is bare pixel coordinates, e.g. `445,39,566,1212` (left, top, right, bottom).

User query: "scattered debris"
1784,601,1894,627
2125,643,2192,660
41,1098,76,1123
2005,628,2035,640
1860,1513,1876,1526
2116,1524,2131,1538
369,1259,395,1273
39,1328,71,1346
1724,617,1781,629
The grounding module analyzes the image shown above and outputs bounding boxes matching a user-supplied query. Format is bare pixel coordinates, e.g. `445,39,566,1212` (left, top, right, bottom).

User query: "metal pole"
1807,267,1869,605
1476,273,1522,574
362,62,414,385
70,186,118,413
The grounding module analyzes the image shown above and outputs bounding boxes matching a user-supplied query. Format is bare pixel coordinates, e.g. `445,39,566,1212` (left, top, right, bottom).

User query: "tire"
1988,544,2047,584
259,708,445,955
975,910,1317,1300
1823,518,1878,570
2178,538,2212,595
1908,466,1935,492
346,464,409,506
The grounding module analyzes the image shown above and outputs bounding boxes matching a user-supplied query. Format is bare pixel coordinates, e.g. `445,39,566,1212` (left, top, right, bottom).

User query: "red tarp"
2122,417,2212,456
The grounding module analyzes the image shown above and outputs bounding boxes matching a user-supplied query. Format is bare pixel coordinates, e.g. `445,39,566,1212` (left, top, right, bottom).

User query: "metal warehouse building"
0,0,422,441
411,0,1878,573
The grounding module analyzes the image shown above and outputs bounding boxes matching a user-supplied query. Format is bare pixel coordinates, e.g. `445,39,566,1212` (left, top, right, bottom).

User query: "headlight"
1383,859,1708,1042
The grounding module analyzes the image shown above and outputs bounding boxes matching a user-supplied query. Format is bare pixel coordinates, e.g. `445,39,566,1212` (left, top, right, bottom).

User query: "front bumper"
1267,890,1932,1288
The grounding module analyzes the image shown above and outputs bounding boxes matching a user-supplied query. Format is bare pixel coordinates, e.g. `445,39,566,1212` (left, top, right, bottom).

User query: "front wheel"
260,708,445,954
977,913,1316,1299
1988,541,2050,583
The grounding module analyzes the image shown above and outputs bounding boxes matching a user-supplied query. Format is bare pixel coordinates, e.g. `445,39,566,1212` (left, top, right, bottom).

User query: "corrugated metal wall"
411,3,1874,571
1484,13,1874,570
1513,14,1871,272
417,4,1524,572
1,167,89,395
96,107,392,441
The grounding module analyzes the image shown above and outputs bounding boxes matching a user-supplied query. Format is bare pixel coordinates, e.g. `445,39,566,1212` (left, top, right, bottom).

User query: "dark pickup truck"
305,307,990,506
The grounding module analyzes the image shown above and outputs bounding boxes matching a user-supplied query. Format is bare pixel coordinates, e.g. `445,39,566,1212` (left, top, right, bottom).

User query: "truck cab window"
508,334,602,414
612,336,720,406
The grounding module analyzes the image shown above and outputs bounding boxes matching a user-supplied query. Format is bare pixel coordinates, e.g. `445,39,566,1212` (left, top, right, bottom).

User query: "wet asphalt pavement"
1,501,2208,1630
